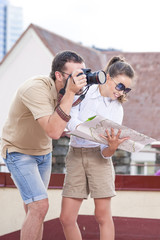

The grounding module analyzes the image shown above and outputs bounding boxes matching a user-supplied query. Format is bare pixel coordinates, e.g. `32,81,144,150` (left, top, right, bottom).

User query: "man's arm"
38,71,86,139
37,90,75,139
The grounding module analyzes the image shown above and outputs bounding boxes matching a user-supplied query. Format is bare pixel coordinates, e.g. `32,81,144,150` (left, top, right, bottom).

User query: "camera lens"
89,70,106,85
97,71,106,84
77,68,106,85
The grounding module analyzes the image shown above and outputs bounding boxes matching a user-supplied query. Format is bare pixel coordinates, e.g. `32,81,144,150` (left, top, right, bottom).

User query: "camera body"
78,68,106,85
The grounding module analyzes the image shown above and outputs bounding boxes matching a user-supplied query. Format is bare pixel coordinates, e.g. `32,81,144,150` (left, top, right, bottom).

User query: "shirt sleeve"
100,102,124,158
110,101,124,125
100,144,109,159
20,81,54,120
67,102,82,131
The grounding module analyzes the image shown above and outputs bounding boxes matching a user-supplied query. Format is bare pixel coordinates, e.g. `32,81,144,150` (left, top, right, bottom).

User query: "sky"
9,0,160,52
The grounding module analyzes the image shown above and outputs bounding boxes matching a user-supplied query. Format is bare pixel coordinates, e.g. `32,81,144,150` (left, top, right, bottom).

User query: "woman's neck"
99,84,109,97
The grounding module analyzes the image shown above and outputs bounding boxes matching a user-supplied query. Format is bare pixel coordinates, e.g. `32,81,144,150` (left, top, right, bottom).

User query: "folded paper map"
70,115,156,152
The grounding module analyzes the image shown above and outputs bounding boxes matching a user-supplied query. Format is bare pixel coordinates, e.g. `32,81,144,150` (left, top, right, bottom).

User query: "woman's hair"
104,56,135,103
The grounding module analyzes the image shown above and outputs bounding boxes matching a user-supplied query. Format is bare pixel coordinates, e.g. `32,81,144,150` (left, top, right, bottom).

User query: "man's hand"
66,69,87,94
100,128,130,157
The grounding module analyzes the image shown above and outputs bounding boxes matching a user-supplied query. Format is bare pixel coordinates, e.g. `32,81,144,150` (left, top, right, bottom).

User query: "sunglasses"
111,78,131,94
60,71,70,76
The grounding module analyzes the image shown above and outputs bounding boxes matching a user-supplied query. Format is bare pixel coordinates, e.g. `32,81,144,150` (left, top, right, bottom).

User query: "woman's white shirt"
67,85,124,156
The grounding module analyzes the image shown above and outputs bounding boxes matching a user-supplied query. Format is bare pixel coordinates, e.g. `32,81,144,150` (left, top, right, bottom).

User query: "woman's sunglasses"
111,78,131,94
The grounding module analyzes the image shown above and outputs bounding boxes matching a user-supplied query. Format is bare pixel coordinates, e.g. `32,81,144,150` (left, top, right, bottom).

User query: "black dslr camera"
78,68,106,85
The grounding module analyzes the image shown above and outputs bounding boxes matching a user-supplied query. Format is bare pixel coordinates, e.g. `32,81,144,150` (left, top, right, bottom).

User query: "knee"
95,210,112,225
38,199,49,217
95,213,106,225
28,198,49,220
60,213,76,227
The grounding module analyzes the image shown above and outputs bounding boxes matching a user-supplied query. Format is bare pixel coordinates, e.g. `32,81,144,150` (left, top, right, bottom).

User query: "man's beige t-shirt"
1,76,57,158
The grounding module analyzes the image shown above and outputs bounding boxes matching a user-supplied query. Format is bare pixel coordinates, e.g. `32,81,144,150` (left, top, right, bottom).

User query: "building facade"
0,23,160,175
0,0,23,61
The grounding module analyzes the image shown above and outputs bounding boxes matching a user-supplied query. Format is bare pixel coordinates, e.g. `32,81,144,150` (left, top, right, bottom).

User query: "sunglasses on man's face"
111,78,131,94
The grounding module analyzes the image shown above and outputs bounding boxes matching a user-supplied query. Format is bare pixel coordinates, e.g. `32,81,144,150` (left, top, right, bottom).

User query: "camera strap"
57,83,90,107
72,86,90,106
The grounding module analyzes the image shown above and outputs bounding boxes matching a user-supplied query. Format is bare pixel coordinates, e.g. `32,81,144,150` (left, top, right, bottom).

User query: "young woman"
60,56,135,240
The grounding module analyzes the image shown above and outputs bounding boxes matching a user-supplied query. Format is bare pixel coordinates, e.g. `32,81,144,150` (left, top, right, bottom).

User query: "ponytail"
104,56,134,79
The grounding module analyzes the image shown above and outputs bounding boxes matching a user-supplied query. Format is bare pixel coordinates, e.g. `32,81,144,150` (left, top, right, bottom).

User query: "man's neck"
55,79,64,93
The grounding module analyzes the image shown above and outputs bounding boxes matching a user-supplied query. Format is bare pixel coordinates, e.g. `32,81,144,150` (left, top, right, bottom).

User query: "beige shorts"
62,146,116,199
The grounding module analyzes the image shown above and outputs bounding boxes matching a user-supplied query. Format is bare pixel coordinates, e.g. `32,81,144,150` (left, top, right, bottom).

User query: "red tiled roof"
0,24,105,71
30,25,160,140
31,24,105,71
0,24,159,140
104,52,160,140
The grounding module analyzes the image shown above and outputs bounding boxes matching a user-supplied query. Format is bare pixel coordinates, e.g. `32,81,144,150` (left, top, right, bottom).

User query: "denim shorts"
3,151,52,204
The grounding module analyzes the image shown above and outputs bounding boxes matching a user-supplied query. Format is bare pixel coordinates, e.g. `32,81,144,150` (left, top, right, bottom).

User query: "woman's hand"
100,128,130,157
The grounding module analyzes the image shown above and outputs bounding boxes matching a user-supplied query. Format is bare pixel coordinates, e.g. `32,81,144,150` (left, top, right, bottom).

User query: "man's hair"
50,50,84,81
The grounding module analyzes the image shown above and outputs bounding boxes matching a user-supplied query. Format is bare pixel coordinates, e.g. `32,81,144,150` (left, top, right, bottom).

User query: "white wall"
0,28,53,137
1,187,160,236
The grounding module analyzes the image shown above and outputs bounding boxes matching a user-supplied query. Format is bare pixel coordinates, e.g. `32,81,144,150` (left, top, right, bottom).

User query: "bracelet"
55,104,71,122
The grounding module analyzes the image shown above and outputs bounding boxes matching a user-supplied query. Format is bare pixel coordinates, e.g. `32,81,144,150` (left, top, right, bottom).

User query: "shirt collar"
48,77,57,100
88,85,101,98
88,85,112,106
